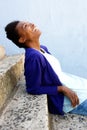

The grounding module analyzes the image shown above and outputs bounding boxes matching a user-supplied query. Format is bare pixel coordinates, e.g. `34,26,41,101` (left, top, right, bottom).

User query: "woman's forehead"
17,21,29,28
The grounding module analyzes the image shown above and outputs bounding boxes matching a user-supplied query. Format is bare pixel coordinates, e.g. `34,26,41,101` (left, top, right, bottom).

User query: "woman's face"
16,21,41,43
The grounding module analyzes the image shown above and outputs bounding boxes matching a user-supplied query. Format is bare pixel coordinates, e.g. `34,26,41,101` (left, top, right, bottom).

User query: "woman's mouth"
33,26,39,32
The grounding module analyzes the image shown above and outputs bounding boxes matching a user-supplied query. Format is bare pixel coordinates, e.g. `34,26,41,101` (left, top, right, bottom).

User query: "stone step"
0,54,24,112
49,110,87,130
0,75,49,130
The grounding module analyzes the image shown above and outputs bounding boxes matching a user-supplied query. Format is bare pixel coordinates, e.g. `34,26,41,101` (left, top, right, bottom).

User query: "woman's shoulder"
25,47,44,60
25,47,46,67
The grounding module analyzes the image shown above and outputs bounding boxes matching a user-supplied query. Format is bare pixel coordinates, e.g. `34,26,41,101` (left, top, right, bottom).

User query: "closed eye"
23,24,28,29
22,23,34,31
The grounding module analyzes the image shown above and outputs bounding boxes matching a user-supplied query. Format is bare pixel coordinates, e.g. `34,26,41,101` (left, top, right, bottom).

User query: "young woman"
5,21,87,115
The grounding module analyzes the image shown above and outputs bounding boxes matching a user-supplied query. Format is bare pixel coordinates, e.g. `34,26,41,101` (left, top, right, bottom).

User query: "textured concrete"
0,46,5,60
0,75,49,130
49,113,87,130
0,55,24,111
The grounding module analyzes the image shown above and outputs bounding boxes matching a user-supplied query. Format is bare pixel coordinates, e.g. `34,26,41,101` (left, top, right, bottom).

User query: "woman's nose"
31,23,35,28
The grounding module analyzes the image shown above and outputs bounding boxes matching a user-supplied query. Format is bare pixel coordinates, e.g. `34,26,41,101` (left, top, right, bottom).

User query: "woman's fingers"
71,92,79,107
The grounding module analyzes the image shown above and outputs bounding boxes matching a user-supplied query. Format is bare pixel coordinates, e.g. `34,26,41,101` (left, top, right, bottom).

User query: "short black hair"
5,21,27,48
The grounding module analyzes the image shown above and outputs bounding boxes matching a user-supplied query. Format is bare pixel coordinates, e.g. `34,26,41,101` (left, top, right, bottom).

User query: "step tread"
0,75,49,130
49,113,87,130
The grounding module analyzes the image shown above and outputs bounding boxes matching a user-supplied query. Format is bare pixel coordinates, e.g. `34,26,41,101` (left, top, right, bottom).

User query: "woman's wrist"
57,86,64,92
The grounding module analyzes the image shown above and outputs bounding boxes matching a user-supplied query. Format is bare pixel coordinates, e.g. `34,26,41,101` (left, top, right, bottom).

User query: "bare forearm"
57,85,79,107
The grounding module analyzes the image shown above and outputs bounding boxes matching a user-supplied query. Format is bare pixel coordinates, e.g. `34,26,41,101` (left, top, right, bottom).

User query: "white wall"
0,0,87,78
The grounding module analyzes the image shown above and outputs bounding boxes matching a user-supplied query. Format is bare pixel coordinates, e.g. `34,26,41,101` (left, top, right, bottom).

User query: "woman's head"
5,21,41,48
5,21,24,48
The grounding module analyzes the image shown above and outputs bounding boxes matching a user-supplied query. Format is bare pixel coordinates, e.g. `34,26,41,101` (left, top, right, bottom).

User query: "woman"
5,21,87,115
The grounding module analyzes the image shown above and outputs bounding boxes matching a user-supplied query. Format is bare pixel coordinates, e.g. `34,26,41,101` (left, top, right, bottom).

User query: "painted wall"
0,0,87,78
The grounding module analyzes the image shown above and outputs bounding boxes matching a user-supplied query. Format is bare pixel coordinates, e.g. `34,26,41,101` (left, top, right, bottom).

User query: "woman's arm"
58,86,79,107
25,53,79,107
25,56,59,95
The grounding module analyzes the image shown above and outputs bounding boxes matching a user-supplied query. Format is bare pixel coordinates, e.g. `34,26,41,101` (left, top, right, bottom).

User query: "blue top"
24,45,64,115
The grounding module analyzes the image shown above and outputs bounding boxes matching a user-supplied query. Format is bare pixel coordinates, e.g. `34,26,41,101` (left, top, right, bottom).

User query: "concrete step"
49,111,87,130
0,54,24,112
0,75,49,130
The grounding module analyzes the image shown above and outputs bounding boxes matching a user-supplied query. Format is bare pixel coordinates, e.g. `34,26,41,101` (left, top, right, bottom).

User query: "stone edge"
0,54,24,112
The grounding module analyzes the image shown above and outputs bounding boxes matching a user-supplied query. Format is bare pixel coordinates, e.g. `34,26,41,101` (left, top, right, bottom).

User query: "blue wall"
0,0,87,78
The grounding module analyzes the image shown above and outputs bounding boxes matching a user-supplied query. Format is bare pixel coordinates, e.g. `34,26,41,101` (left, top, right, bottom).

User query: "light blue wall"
0,0,87,78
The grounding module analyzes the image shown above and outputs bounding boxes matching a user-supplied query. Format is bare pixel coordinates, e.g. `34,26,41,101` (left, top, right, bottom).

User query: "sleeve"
25,55,59,95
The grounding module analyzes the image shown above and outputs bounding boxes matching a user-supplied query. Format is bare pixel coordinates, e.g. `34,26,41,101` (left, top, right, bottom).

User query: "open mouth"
33,27,39,32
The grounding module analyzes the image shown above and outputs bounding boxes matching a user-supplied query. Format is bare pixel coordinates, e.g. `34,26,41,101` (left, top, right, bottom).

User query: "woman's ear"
18,37,26,43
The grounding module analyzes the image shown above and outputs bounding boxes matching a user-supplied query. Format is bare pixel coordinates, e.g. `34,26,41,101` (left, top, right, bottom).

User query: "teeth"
33,27,38,32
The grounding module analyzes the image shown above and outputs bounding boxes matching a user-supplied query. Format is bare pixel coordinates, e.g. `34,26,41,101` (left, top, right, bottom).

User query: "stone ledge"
0,75,49,130
0,54,24,111
49,113,87,130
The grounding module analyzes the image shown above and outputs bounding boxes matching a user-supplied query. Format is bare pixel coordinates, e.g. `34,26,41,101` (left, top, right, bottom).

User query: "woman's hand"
58,86,79,107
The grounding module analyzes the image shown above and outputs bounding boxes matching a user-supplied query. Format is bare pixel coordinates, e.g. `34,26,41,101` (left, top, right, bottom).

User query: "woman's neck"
26,40,40,50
